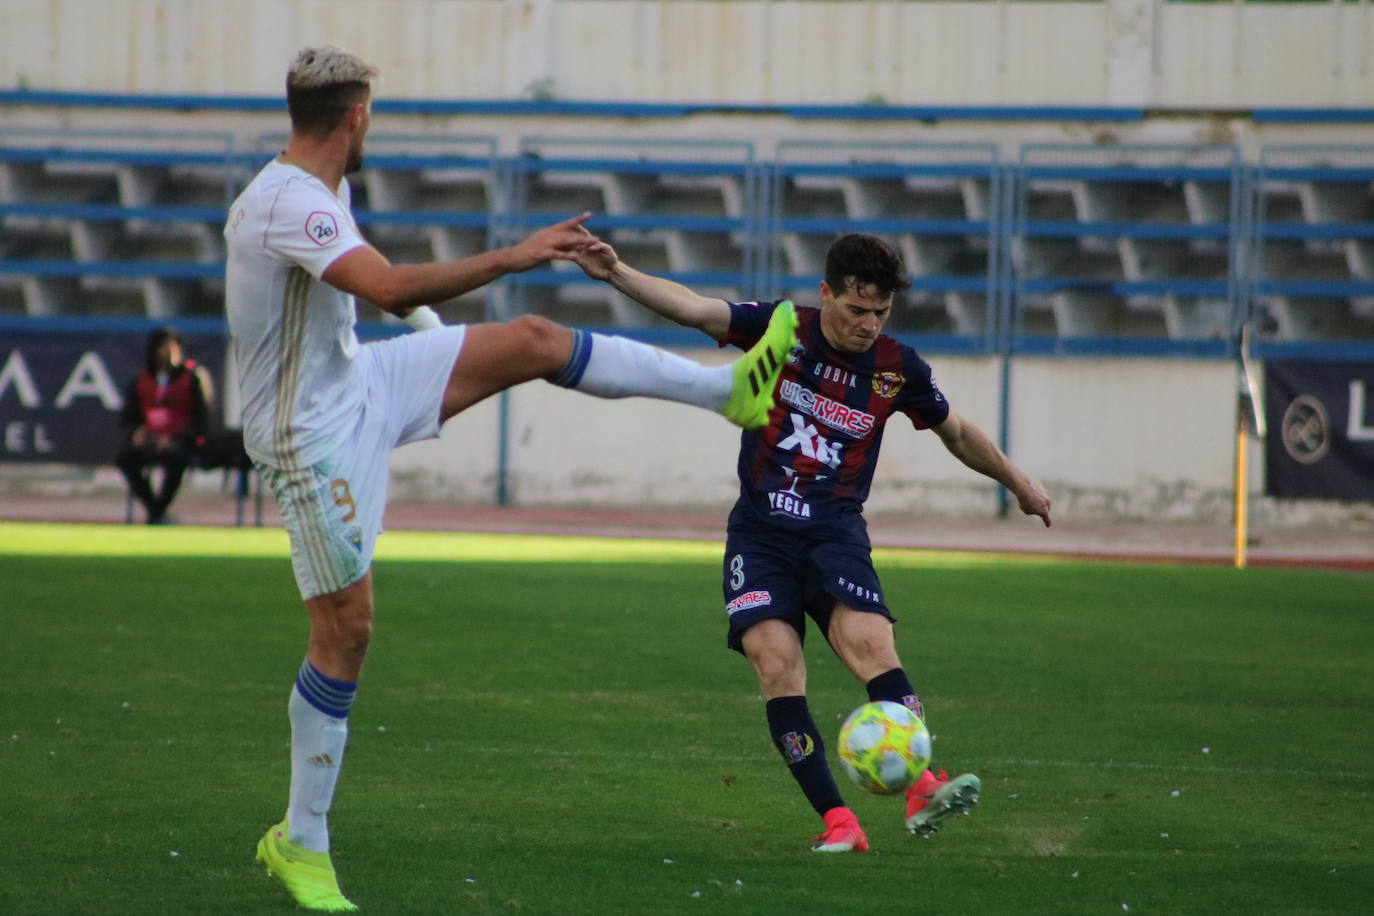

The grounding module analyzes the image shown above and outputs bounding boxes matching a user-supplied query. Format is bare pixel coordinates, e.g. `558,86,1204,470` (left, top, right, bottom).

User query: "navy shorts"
721,511,892,654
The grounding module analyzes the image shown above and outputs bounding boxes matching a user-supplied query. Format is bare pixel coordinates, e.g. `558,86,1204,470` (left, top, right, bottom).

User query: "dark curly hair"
824,234,910,298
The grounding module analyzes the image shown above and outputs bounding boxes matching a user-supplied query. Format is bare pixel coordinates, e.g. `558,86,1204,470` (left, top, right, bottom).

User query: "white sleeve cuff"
403,305,443,331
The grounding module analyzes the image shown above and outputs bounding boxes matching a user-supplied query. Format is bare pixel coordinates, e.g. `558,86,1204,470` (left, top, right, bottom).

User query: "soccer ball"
837,700,932,795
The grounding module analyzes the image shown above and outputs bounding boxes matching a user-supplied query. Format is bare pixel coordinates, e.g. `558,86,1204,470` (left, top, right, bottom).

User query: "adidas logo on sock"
307,753,336,767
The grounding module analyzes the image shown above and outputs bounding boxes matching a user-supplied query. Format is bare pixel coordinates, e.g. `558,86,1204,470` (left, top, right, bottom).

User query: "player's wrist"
496,243,529,275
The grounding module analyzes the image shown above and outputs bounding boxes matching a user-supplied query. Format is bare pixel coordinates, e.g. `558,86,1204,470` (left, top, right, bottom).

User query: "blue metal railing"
769,140,1003,352
4,134,1374,357
1011,143,1245,354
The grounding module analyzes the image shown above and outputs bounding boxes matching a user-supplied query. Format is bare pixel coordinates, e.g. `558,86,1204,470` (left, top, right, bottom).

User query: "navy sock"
765,695,845,816
866,667,924,721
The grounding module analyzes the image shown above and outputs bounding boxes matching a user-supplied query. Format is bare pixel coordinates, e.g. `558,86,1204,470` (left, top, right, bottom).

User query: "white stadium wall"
4,0,1370,525
4,0,1374,108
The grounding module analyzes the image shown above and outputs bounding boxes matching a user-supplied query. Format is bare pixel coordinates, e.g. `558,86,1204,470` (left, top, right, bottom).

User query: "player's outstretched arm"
573,236,733,341
322,213,595,314
932,410,1052,526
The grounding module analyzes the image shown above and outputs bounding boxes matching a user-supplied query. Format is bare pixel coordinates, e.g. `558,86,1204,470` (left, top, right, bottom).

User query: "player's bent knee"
830,613,900,674
846,630,896,663
508,314,571,375
746,648,806,697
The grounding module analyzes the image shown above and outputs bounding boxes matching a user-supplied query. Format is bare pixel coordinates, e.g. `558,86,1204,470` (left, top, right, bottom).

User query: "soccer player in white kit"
229,47,798,912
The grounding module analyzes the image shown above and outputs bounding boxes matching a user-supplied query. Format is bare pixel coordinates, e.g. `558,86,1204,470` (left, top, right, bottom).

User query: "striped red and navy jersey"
724,300,950,530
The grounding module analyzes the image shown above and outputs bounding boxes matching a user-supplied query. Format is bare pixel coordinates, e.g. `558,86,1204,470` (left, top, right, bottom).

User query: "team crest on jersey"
787,343,803,366
305,211,339,247
872,371,905,398
779,731,815,763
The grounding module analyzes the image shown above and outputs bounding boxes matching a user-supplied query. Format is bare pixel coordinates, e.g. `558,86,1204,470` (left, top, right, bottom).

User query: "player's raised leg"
720,299,799,428
437,305,797,428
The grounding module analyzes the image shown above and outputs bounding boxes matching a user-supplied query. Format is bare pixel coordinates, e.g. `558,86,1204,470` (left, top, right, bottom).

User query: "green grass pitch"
1,522,1371,914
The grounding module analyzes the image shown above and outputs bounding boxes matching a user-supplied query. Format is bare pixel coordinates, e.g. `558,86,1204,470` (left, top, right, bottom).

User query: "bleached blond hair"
285,47,377,135
287,46,378,91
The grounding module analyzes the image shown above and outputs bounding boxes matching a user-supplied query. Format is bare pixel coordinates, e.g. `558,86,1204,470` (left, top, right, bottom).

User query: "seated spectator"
116,327,213,524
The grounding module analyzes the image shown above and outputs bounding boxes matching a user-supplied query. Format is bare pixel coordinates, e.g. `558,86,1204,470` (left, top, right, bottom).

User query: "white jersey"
224,159,369,469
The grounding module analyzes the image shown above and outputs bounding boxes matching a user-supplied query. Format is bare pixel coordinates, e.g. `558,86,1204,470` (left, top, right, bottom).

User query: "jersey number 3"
729,554,745,591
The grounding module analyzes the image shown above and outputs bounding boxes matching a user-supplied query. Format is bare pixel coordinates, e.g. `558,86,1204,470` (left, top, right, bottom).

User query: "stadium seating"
0,129,235,318
1013,144,1239,349
1250,146,1374,342
770,141,1002,344
5,123,1374,355
508,137,758,326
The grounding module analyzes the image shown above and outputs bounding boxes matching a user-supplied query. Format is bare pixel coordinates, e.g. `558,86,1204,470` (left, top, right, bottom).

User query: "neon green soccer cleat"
256,820,359,912
722,300,799,429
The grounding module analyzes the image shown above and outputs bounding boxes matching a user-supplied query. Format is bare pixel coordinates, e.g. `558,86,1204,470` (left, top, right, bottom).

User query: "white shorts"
258,325,467,600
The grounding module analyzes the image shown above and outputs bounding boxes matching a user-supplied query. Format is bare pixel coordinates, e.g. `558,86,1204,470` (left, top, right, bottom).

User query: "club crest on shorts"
779,731,815,763
872,371,904,398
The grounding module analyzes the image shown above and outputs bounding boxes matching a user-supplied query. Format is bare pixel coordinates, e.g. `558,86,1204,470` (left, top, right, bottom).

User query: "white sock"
285,662,355,853
552,331,732,411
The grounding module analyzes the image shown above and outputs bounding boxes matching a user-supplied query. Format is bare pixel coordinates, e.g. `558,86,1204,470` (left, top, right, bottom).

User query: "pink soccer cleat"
904,768,981,837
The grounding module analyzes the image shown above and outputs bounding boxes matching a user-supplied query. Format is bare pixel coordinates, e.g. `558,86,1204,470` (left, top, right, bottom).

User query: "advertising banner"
1264,361,1374,501
0,328,225,465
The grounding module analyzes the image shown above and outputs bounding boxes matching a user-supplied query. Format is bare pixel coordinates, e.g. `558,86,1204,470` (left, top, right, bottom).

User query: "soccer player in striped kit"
227,46,797,911
575,232,1051,852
